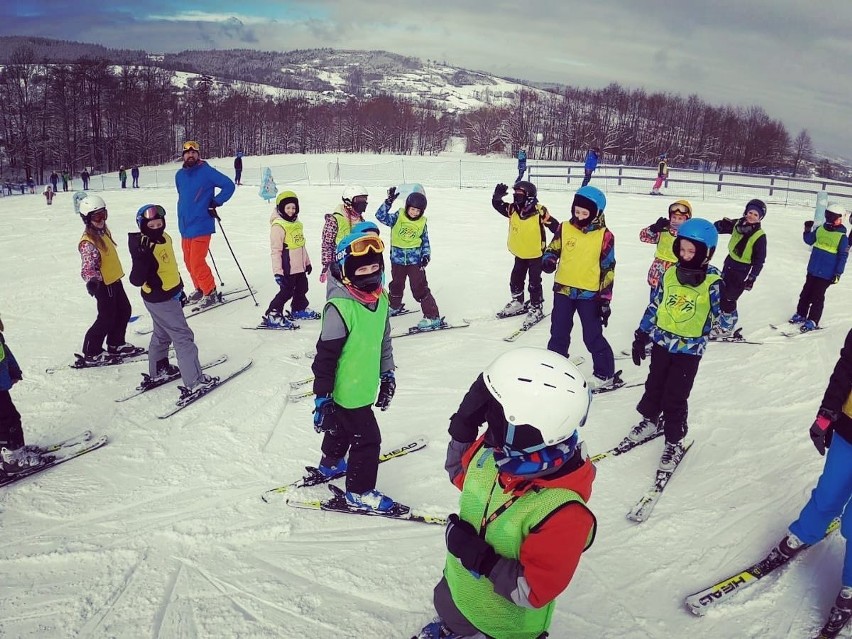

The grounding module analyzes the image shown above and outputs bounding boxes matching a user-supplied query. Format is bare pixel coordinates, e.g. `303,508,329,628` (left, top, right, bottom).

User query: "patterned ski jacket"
374,202,431,266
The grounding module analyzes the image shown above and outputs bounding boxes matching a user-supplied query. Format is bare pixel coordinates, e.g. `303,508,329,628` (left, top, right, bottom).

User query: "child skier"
640,199,692,288
0,316,44,475
78,194,138,364
376,187,442,330
262,190,318,328
319,185,368,282
128,204,216,397
791,202,848,332
710,198,768,338
629,218,732,470
650,153,668,195
310,231,397,512
416,347,596,639
775,328,852,637
542,185,616,391
43,185,55,206
491,180,559,325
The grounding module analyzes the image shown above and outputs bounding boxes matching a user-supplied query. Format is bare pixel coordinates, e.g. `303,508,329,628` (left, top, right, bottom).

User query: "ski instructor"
175,140,235,309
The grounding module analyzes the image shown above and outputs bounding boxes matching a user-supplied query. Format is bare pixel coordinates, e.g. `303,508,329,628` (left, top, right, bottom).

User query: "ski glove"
274,274,286,287
420,254,430,269
804,220,815,231
313,394,336,434
385,186,398,206
445,514,499,578
542,253,558,274
85,279,102,297
305,264,312,275
632,329,650,366
375,371,396,411
831,275,840,285
648,217,669,233
178,290,188,307
810,408,837,456
493,183,509,199
208,200,220,220
599,301,611,327
743,278,755,291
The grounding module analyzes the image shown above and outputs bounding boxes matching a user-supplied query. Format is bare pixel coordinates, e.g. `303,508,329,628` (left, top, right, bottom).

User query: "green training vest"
726,228,765,264
272,218,306,248
655,267,719,338
445,446,595,639
333,212,353,246
391,211,426,249
326,294,389,409
814,225,842,254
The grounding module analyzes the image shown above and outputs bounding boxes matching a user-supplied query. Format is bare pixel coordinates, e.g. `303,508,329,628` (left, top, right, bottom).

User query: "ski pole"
215,217,258,306
208,249,225,287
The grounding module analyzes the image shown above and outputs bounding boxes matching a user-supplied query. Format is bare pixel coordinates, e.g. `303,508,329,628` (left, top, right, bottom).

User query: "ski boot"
344,488,395,513
0,445,46,475
389,303,408,317
497,299,525,318
287,308,321,321
788,313,806,324
107,342,141,355
659,439,686,471
416,317,444,331
262,310,297,329
800,319,819,333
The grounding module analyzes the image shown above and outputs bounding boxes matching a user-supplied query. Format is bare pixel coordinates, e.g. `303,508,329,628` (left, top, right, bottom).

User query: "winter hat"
275,190,299,216
744,198,767,219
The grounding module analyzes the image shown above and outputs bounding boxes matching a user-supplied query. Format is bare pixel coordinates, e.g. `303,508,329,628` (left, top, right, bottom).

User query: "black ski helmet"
405,191,427,217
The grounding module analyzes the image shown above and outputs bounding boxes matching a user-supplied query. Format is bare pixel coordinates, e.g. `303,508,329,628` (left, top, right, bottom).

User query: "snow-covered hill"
0,153,849,638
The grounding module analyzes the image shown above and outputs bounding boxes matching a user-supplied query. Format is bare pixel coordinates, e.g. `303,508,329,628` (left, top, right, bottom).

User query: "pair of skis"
114,355,229,402
0,431,108,488
45,347,149,374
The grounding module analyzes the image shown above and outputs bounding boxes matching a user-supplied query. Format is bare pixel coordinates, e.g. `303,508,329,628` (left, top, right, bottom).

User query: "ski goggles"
338,235,384,261
501,423,580,457
668,203,690,216
140,205,166,220
89,209,108,222
182,141,200,152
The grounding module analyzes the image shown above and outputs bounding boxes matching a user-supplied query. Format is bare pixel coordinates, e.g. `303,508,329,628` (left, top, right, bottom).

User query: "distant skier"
582,146,600,187
650,153,668,195
376,186,442,330
415,347,596,639
319,185,368,283
640,199,692,289
261,190,319,328
629,219,732,471
775,328,852,636
790,202,848,332
516,149,527,182
119,166,127,189
234,151,243,185
43,185,55,206
77,194,139,364
0,315,45,475
710,199,768,338
310,231,397,513
542,185,616,391
131,165,140,188
128,204,216,398
491,180,559,325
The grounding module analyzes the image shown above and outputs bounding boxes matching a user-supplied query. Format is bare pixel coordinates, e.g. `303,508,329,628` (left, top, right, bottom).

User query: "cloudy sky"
4,0,852,156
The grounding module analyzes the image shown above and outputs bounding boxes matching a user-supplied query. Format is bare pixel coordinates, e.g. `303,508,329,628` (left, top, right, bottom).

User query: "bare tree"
790,129,813,177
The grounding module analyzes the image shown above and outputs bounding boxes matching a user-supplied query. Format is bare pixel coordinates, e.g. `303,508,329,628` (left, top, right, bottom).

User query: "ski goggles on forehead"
669,203,690,216
140,205,166,220
182,141,200,152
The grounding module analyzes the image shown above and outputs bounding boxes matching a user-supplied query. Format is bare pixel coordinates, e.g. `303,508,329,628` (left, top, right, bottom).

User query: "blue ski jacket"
174,161,235,238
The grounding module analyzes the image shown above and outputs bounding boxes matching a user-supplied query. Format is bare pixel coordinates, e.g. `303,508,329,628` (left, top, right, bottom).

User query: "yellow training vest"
654,230,677,263
655,267,719,338
554,223,604,291
80,231,124,285
507,205,547,259
391,212,426,249
272,218,306,248
142,233,181,295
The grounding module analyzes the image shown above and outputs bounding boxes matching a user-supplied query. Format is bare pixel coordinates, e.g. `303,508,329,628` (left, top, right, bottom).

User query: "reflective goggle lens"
182,141,200,152
348,235,384,257
89,208,107,222
669,203,690,216
142,205,166,220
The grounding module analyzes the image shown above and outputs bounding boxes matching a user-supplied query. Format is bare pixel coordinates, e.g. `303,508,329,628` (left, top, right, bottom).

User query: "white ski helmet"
79,194,107,224
483,347,591,450
342,184,368,206
825,201,847,224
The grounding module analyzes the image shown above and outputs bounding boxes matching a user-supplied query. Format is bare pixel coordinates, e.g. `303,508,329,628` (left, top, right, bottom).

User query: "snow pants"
582,169,593,187
181,235,215,296
509,256,544,307
547,294,615,379
0,390,24,450
320,404,382,495
388,263,440,318
720,261,751,326
636,344,702,444
790,426,852,587
82,280,132,357
144,296,203,387
796,274,833,325
651,175,665,192
267,273,309,315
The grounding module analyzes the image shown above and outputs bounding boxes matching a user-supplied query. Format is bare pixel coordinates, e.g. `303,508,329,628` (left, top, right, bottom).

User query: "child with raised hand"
791,202,848,332
640,199,692,289
491,180,559,326
262,190,318,329
376,186,442,330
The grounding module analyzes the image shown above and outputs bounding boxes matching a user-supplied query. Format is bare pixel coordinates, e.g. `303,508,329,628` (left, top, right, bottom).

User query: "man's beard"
183,156,198,168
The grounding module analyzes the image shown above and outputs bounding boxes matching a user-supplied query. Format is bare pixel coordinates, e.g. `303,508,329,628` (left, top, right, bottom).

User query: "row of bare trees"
463,85,818,176
0,47,822,182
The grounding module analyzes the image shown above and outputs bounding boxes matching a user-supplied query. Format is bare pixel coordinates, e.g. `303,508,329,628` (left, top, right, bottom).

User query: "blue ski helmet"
574,185,606,214
332,231,385,291
351,221,380,236
677,218,718,250
136,204,166,228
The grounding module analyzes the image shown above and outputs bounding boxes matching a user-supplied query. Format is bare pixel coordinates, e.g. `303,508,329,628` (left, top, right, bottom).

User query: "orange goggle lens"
182,141,200,152
669,203,690,216
348,235,384,257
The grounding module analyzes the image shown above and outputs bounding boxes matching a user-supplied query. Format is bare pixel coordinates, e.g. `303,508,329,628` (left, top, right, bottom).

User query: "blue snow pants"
547,294,614,379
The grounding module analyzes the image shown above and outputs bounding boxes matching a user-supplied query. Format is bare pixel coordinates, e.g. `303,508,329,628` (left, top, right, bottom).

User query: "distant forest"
0,38,828,181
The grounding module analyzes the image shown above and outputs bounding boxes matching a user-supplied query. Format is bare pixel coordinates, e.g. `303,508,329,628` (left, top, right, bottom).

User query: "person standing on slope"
174,140,236,309
415,347,596,639
640,199,692,289
319,185,368,283
582,146,600,187
650,153,668,195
